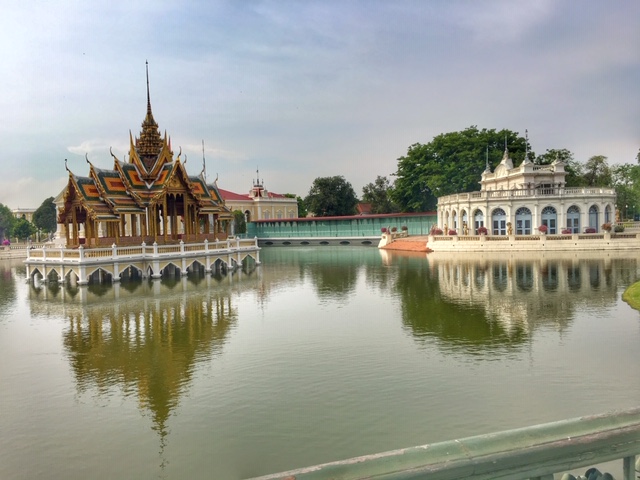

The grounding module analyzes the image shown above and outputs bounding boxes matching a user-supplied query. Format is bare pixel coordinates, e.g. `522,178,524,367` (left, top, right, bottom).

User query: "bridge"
250,407,640,480
24,238,260,285
245,212,436,246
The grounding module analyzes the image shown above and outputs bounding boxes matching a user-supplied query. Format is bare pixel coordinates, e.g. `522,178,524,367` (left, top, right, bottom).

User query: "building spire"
146,60,152,118
136,61,162,171
484,146,491,172
201,139,207,182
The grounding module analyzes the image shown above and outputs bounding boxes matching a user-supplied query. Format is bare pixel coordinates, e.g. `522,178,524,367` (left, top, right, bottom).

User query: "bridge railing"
250,407,640,480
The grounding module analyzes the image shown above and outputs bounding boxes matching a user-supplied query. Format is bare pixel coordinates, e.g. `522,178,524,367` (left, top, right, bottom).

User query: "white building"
437,147,616,235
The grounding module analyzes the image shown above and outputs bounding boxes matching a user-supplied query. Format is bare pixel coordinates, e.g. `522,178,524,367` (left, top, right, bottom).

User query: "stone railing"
25,238,260,264
439,187,616,204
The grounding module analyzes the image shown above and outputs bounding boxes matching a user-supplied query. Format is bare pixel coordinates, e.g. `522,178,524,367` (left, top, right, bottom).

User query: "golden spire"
136,61,163,171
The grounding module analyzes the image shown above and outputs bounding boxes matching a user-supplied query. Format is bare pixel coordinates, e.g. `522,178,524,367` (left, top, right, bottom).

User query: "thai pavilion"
56,72,234,248
436,145,617,235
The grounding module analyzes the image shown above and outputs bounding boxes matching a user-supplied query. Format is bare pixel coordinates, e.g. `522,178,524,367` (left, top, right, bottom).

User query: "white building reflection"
426,251,636,334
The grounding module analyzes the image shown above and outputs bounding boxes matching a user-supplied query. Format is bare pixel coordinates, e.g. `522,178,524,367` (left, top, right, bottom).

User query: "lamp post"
626,204,628,221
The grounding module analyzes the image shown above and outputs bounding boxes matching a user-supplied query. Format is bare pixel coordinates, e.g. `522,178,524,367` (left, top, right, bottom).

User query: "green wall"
245,213,436,238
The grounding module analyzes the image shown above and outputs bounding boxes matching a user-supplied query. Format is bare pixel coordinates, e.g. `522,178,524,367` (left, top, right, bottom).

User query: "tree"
232,210,247,234
0,202,15,241
583,155,612,187
12,217,36,241
304,176,358,216
612,163,640,220
392,126,530,212
535,148,585,187
284,193,308,218
362,176,399,214
32,197,57,236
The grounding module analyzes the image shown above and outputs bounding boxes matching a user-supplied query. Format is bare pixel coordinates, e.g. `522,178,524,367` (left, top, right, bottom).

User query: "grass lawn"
622,281,640,311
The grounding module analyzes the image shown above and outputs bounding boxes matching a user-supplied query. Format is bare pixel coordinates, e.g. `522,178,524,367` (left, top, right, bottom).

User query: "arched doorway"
589,205,599,231
567,205,580,233
515,207,532,234
541,206,557,234
492,208,507,235
473,209,484,233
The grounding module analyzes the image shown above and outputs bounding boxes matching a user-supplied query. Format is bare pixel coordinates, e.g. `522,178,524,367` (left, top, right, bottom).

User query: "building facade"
437,147,616,235
218,175,298,222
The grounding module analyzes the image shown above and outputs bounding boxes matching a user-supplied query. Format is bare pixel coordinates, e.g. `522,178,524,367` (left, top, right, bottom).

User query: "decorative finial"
110,147,116,159
146,60,151,117
485,146,490,171
85,153,90,164
64,158,69,172
201,139,207,182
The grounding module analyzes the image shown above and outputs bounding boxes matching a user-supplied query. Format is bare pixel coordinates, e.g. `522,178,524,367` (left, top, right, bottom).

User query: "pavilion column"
93,220,99,245
120,215,126,238
85,220,91,246
141,212,148,237
131,215,138,237
170,196,177,238
171,197,177,239
184,199,190,237
154,205,160,240
163,197,168,241
72,207,78,245
204,214,210,234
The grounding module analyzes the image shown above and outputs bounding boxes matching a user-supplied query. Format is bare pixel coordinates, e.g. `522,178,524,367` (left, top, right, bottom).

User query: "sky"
0,1,638,209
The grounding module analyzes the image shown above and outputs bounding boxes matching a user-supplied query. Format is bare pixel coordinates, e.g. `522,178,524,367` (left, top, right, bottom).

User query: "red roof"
218,188,251,201
218,188,289,201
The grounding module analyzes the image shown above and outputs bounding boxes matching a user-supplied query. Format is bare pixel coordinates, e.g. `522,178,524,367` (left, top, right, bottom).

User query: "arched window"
541,206,557,234
244,210,252,223
492,208,507,235
588,205,599,231
473,209,484,232
515,207,532,234
567,205,580,233
452,211,458,230
604,205,612,223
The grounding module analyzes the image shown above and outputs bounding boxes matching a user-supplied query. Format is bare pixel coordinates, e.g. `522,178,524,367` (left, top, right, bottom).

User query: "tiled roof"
218,188,251,201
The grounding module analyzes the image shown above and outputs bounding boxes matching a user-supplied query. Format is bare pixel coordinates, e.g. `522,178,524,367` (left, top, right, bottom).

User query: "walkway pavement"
380,235,430,252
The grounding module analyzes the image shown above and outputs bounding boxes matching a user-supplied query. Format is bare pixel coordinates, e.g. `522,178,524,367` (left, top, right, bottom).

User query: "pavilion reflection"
27,271,255,469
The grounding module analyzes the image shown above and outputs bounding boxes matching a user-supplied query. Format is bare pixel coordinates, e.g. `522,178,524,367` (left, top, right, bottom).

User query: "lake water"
1,247,640,479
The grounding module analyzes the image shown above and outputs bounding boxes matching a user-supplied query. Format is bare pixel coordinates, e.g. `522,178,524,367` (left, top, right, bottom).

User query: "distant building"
356,203,373,215
12,208,35,222
218,174,298,222
436,145,616,234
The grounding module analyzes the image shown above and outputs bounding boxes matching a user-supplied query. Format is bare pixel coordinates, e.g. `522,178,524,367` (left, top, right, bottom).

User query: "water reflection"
380,250,639,355
0,261,18,316
27,273,254,469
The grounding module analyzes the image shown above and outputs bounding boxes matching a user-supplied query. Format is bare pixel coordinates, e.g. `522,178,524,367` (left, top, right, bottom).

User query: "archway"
473,209,484,233
588,205,599,231
567,205,580,233
515,207,532,234
541,206,557,234
491,208,507,235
